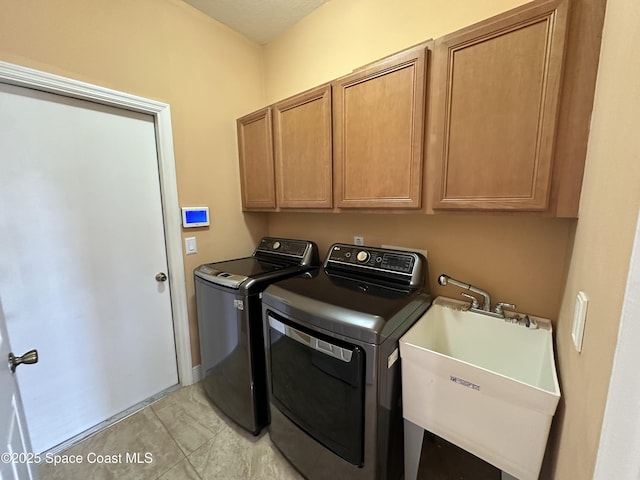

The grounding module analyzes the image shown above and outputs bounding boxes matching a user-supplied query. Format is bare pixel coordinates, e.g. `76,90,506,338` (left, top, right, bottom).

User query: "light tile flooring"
38,382,501,480
39,383,303,480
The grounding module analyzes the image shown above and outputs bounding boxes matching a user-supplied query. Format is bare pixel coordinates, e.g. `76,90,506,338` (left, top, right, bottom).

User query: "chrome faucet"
438,274,491,312
438,273,517,319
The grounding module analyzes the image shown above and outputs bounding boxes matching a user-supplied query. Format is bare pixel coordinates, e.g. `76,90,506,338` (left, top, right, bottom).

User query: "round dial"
356,251,370,262
272,241,281,250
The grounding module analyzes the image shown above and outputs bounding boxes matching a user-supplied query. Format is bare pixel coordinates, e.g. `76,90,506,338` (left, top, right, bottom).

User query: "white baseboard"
191,364,203,383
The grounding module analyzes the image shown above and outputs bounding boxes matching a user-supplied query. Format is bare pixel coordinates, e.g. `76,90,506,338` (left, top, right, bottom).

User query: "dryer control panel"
325,243,427,288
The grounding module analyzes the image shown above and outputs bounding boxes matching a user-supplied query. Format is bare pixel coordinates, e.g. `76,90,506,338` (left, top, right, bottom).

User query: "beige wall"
549,0,640,475
264,0,528,102
0,0,269,365
270,213,574,320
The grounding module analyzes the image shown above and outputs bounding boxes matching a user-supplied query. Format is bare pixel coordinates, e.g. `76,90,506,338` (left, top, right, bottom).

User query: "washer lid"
195,257,285,288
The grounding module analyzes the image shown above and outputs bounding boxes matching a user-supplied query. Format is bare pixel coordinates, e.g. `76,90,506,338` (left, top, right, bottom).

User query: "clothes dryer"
262,243,431,479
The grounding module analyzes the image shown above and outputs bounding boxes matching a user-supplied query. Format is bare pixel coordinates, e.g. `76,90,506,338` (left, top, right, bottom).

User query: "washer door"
267,313,365,466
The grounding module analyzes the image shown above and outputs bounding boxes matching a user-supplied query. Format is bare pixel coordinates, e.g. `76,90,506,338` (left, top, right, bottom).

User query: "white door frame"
0,60,193,386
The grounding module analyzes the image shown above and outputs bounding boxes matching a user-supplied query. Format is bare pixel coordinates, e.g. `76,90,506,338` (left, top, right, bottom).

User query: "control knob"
356,251,370,262
272,241,281,250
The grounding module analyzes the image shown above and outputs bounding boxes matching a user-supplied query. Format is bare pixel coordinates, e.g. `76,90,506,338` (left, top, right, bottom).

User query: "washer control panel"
326,244,417,275
256,237,306,256
254,237,319,266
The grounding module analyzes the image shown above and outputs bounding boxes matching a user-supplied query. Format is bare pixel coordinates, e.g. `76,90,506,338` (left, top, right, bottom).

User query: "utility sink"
400,297,560,480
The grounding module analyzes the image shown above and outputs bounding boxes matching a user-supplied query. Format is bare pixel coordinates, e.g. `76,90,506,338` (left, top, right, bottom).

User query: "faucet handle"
494,302,516,316
460,292,480,309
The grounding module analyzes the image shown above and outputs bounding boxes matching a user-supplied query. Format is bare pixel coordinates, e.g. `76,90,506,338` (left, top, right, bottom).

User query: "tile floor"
38,382,500,480
39,382,302,480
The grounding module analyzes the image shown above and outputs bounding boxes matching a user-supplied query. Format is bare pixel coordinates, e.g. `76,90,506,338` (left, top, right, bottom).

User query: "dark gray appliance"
194,237,319,435
262,243,431,480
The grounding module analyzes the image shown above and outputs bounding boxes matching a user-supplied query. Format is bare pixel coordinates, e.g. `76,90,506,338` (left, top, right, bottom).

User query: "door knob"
8,349,38,373
155,272,168,282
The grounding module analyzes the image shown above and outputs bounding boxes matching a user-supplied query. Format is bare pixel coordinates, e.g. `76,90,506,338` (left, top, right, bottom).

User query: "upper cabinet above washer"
429,0,569,212
273,84,333,209
237,86,333,211
238,46,427,212
333,45,428,209
237,107,276,210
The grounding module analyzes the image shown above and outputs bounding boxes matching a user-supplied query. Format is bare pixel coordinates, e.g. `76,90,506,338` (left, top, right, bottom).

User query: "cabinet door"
333,46,427,208
273,84,333,208
237,108,276,210
431,0,568,211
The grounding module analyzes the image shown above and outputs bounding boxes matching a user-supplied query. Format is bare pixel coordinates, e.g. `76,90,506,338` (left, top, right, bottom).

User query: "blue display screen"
185,209,207,224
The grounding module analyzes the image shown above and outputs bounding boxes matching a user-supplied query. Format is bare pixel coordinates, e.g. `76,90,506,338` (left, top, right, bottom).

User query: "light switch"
185,237,197,255
572,291,588,352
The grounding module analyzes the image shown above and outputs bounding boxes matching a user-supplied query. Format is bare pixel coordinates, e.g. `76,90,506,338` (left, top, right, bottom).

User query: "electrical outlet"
354,236,364,246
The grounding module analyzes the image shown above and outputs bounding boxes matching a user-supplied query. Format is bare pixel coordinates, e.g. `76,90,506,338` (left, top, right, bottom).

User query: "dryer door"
267,313,365,466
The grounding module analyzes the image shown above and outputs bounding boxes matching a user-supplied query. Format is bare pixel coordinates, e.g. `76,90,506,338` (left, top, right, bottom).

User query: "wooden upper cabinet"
273,84,333,208
237,108,276,210
333,45,427,208
430,0,569,211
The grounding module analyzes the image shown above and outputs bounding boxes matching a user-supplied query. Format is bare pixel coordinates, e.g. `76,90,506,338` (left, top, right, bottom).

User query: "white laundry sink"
400,297,560,480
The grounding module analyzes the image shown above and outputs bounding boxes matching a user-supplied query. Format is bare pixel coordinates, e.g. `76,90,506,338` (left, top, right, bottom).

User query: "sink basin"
399,296,560,480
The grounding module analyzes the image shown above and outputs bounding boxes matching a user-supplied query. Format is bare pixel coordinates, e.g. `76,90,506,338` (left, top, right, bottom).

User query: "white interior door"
0,297,35,480
0,83,179,453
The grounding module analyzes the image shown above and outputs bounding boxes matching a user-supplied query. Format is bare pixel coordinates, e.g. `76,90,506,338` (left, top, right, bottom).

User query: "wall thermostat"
181,207,209,228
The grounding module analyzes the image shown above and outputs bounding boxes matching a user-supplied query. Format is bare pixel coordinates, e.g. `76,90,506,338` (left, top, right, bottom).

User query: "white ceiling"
183,0,331,45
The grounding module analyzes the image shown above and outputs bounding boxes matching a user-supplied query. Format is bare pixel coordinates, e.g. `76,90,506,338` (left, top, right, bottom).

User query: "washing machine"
194,237,318,434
